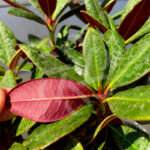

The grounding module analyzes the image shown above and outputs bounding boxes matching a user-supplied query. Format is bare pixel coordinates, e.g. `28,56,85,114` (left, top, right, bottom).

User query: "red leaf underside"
38,0,57,17
4,0,31,12
104,0,117,13
6,78,93,122
80,11,107,33
118,0,150,40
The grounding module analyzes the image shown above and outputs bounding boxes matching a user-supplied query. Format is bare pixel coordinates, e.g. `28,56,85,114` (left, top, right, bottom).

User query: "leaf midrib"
106,97,150,102
11,94,94,102
92,31,100,89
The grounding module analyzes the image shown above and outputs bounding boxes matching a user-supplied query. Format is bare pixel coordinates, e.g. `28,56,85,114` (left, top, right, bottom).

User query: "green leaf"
0,65,6,76
9,142,28,150
56,25,70,47
105,13,116,31
126,18,150,44
15,118,36,137
53,0,72,19
58,4,85,23
63,136,84,150
112,10,123,20
92,115,116,142
102,0,116,13
101,0,116,8
70,24,89,47
4,0,31,12
74,65,83,76
31,66,44,79
1,70,17,88
110,125,150,150
29,0,44,15
107,86,150,120
23,104,93,149
65,50,85,67
107,33,150,90
17,64,33,72
83,28,107,90
84,0,109,28
28,34,51,53
103,30,126,87
19,44,83,83
119,0,141,24
0,22,16,66
8,8,45,25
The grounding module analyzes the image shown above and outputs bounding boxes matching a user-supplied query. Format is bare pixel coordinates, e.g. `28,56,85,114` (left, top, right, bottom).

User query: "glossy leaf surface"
84,0,109,28
126,18,150,44
110,125,150,149
108,33,150,90
7,78,93,122
9,142,27,150
0,22,16,66
83,28,107,90
118,0,150,40
38,0,57,17
19,44,83,83
103,30,126,87
80,11,107,33
108,86,150,120
1,70,17,88
8,8,45,25
23,104,93,149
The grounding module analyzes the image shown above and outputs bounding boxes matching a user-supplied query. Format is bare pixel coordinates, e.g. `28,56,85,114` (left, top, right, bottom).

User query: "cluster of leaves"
0,0,150,149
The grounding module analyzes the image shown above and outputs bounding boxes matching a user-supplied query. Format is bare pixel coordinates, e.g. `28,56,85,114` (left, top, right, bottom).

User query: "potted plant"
0,0,150,149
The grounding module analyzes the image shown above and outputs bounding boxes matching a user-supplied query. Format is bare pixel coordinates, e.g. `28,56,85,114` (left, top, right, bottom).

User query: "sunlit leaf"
103,30,126,87
107,33,150,90
107,86,150,120
9,142,27,150
83,28,107,90
0,22,16,66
